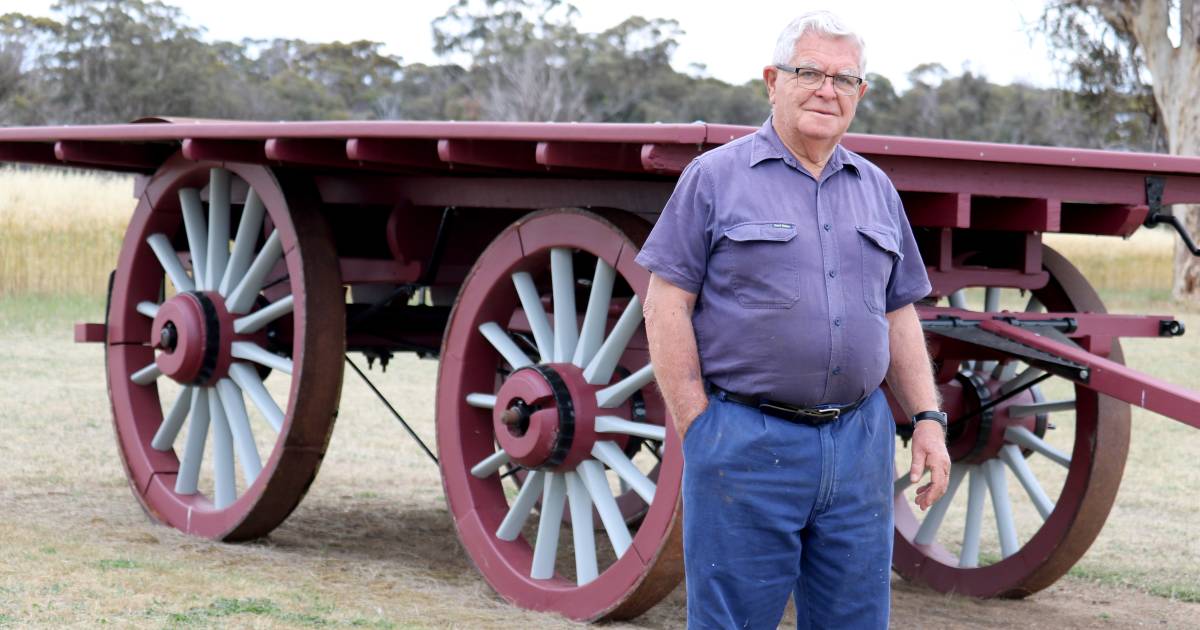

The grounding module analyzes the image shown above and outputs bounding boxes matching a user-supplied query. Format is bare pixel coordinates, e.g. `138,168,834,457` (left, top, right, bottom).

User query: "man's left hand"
908,421,951,511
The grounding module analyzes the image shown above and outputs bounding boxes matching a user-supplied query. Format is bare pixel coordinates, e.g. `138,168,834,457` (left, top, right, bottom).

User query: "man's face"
764,33,867,145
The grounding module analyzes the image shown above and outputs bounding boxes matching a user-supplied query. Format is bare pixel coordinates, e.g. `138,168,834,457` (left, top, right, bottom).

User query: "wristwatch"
912,410,948,433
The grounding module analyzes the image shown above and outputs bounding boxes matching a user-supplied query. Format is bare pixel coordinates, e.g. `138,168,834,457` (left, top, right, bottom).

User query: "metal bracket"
1143,175,1200,256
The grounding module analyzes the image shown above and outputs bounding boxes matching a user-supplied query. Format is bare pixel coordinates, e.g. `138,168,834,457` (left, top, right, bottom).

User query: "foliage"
0,0,1171,151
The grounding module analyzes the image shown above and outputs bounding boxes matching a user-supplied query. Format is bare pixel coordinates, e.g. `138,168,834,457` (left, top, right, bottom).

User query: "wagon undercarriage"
6,118,1200,620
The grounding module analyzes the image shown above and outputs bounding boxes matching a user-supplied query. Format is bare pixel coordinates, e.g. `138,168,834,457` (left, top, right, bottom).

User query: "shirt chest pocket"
857,225,902,314
722,221,799,309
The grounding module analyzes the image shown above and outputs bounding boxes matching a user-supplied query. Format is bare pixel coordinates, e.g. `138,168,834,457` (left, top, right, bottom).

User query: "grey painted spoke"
894,474,914,496
228,363,283,432
205,168,231,291
550,248,579,362
151,386,194,451
469,449,510,479
465,393,497,409
496,470,546,541
578,459,632,558
582,296,643,385
591,440,655,504
914,464,968,546
959,466,986,568
226,230,282,314
178,187,208,289
136,301,159,319
216,378,263,487
983,459,1019,558
209,390,237,510
231,341,293,375
220,188,266,297
146,233,195,292
512,271,554,362
999,444,1054,520
594,414,666,442
478,322,532,369
998,365,1046,396
984,287,1001,313
594,362,654,408
948,290,967,310
1007,399,1075,418
175,387,211,495
232,295,293,334
565,471,599,586
572,260,616,368
1004,425,1071,468
1025,294,1043,313
531,471,567,580
130,362,162,385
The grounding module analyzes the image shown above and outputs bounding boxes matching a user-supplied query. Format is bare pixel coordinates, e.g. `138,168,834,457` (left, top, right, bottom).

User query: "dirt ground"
1,297,1198,628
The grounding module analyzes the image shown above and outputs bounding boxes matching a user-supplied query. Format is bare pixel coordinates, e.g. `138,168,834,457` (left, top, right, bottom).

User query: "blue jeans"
681,388,895,629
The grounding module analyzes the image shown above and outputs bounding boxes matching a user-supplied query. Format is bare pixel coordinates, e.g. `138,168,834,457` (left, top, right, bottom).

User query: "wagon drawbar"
5,118,1200,620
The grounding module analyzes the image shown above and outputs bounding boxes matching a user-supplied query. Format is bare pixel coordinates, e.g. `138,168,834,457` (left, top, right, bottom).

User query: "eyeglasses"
774,64,864,96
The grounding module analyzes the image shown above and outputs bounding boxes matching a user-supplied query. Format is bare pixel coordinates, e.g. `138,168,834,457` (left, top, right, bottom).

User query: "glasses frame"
774,64,864,96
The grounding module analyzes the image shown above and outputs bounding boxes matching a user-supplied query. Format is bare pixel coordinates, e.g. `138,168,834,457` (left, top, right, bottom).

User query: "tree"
1040,1,1200,298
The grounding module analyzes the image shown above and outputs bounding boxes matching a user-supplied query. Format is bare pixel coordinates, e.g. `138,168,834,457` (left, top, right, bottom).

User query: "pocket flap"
856,226,903,260
724,221,798,243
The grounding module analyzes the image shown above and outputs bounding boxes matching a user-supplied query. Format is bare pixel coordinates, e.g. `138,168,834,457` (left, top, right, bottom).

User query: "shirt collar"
749,116,861,179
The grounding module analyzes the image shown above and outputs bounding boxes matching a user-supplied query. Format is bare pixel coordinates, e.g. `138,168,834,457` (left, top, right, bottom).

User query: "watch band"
912,410,948,432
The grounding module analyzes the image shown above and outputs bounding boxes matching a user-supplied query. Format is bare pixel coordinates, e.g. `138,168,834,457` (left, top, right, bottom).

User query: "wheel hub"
151,291,234,386
493,363,627,471
944,368,1043,464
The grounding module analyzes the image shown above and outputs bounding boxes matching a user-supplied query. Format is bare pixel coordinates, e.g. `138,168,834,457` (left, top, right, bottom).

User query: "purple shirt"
635,118,931,406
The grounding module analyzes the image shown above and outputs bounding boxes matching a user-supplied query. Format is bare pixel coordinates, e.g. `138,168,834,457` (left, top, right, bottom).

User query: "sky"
6,0,1061,90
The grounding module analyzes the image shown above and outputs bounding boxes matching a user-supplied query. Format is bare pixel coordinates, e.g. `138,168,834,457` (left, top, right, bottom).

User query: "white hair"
772,10,866,74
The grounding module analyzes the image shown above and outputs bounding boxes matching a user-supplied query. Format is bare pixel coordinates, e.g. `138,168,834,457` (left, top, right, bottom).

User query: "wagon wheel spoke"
531,472,568,579
595,363,654,408
959,465,987,568
550,248,578,362
469,449,511,478
228,363,284,432
565,471,599,585
478,322,533,369
512,270,554,362
998,444,1054,520
175,387,212,495
151,386,194,451
205,168,231,292
583,297,643,385
231,341,293,375
574,260,616,368
146,233,194,292
578,459,634,557
220,189,266,297
1004,425,1071,468
179,187,208,289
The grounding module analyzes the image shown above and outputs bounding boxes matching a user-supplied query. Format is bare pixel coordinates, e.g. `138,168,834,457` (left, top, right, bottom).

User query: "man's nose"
815,75,839,98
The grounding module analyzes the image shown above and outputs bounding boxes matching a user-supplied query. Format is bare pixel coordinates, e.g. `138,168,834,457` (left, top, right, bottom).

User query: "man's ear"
763,65,777,105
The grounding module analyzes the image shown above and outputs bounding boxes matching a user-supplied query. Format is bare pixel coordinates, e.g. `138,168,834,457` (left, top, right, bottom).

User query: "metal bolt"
159,322,178,351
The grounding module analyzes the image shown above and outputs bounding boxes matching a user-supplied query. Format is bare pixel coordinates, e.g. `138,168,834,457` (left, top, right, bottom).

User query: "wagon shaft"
6,118,1200,619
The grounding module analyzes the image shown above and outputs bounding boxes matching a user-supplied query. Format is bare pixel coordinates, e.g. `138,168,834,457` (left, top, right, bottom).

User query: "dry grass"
0,167,135,296
2,168,1199,626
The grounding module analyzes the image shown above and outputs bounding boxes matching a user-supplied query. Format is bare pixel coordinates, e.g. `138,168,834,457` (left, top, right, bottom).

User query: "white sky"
6,0,1059,90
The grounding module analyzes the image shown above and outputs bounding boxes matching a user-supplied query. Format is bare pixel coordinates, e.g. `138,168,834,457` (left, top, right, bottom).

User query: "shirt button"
832,367,842,375
828,270,837,278
833,318,842,327
823,223,832,231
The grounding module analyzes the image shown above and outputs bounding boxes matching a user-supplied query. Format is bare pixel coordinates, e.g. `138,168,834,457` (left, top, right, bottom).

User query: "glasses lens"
832,75,859,95
795,69,824,87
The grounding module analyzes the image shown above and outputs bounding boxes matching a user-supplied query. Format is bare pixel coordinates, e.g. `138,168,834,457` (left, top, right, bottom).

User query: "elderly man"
636,10,951,629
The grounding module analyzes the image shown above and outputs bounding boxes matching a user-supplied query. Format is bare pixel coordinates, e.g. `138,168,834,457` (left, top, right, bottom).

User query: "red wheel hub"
493,363,628,471
941,370,1041,464
151,291,235,385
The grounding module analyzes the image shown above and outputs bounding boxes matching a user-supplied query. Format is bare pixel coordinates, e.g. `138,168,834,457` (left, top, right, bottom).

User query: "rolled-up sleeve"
885,188,932,313
634,159,714,294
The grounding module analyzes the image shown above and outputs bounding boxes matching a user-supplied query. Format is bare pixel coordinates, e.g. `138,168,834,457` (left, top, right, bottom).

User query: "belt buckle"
805,408,841,420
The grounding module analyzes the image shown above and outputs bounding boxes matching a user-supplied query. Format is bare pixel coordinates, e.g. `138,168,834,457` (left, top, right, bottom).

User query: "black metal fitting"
1160,319,1186,337
1144,176,1200,256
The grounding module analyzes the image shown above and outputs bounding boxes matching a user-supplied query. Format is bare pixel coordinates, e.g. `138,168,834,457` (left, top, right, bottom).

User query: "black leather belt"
709,384,866,426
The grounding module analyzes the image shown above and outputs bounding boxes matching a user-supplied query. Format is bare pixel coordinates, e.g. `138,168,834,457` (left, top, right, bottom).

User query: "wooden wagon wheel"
436,209,683,621
892,244,1131,596
106,155,344,541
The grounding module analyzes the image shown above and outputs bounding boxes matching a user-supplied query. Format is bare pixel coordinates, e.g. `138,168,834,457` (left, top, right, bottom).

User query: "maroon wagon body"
4,118,1200,620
